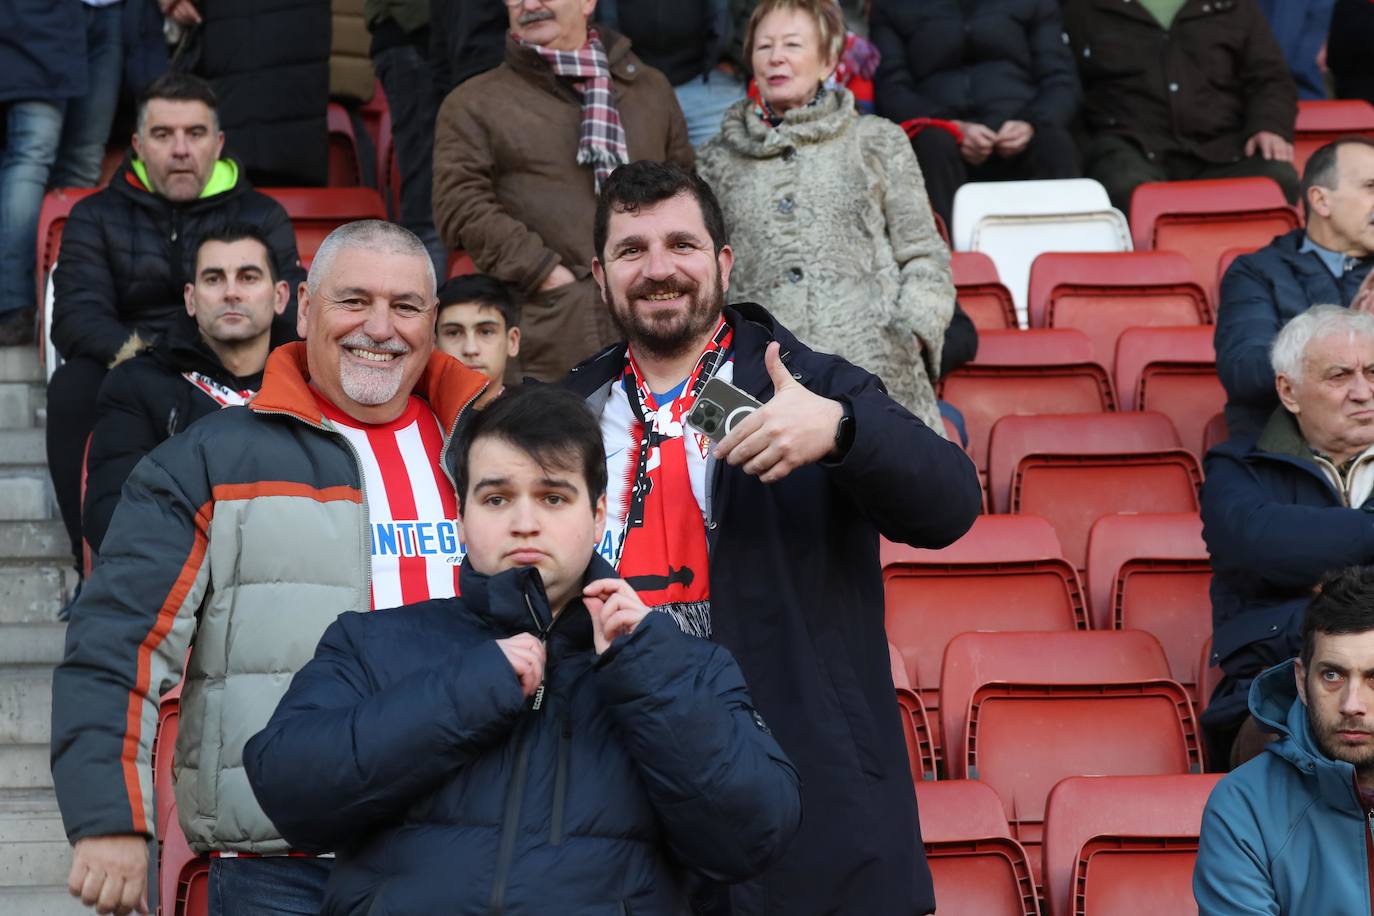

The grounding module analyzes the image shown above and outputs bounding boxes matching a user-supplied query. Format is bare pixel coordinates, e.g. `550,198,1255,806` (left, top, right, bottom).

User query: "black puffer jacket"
83,311,265,554
51,154,303,366
871,0,1079,129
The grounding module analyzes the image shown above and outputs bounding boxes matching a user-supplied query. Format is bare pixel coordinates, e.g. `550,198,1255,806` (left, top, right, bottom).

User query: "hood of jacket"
1251,659,1370,813
715,87,857,159
454,553,619,654
113,150,250,214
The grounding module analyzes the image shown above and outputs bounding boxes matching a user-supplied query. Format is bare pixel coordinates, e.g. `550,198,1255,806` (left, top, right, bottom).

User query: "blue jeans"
0,101,64,315
372,43,445,276
51,2,124,189
674,68,746,148
208,857,333,916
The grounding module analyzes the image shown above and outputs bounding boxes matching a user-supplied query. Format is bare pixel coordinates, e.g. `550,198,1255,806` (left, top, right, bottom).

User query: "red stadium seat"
261,187,389,267
987,413,1200,568
326,102,363,186
174,858,210,916
34,187,99,372
940,631,1200,887
1113,326,1225,461
447,250,477,279
1129,179,1301,296
916,780,1042,916
1042,774,1222,916
1294,99,1374,177
939,329,1115,479
952,251,1018,330
1202,412,1228,453
1027,252,1210,372
884,516,1085,764
1197,636,1223,718
1214,245,1257,305
1085,513,1211,699
896,687,936,783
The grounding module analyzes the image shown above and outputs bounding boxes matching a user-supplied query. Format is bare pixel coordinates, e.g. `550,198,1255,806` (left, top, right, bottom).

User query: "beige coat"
697,89,953,433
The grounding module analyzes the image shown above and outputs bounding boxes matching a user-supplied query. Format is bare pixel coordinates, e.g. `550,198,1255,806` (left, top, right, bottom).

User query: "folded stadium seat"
985,412,1199,569
326,102,364,187
938,328,1115,485
155,692,211,916
952,178,1133,324
1293,98,1374,178
1129,178,1301,299
939,631,1200,889
1201,412,1228,453
951,251,1018,330
1113,326,1225,462
1197,636,1224,721
1026,251,1210,374
261,187,389,267
1042,774,1222,916
1084,513,1211,701
34,187,99,377
883,516,1085,767
889,640,937,781
1214,245,1257,307
446,250,477,279
915,780,1042,916
174,858,210,916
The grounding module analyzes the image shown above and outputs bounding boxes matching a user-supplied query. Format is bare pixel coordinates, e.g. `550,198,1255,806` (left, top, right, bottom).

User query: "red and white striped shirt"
316,394,463,608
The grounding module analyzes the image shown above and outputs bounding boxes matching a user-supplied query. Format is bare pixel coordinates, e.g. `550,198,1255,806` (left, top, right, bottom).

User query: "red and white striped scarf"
523,30,629,191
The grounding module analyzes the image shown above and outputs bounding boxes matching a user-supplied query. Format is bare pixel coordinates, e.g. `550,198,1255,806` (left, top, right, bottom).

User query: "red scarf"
614,319,732,637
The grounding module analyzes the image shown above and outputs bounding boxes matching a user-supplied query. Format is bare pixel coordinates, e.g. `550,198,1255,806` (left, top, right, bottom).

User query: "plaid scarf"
524,30,628,192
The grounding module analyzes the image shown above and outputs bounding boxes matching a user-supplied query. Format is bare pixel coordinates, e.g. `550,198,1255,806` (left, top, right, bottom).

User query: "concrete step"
0,478,53,522
0,624,65,665
0,383,44,430
0,789,69,889
0,429,46,466
0,665,54,746
0,886,91,916
0,522,69,563
0,347,41,384
0,565,78,624
0,746,54,791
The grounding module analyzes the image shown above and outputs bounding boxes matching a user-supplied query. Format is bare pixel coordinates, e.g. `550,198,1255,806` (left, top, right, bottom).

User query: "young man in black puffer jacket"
82,224,290,555
245,385,802,915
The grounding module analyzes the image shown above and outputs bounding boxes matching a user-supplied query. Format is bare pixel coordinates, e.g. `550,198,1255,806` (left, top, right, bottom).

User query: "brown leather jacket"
432,28,693,379
1062,0,1296,163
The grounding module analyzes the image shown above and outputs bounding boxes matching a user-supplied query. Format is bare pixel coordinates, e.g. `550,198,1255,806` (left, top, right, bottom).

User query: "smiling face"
1277,329,1374,465
297,246,436,423
751,7,838,114
461,436,606,613
1297,629,1374,778
592,192,733,360
185,238,288,346
132,99,224,203
507,0,595,51
437,302,520,381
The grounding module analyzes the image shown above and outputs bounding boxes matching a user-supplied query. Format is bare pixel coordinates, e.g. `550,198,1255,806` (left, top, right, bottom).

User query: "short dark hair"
193,223,280,282
137,72,219,133
1301,566,1374,668
454,385,607,512
437,274,521,330
593,161,729,262
1301,136,1374,212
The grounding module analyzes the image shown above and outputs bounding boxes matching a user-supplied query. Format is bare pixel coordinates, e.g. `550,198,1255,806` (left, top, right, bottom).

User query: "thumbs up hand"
712,342,845,484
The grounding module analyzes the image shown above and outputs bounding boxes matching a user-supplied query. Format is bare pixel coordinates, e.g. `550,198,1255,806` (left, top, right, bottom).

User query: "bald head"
307,220,436,298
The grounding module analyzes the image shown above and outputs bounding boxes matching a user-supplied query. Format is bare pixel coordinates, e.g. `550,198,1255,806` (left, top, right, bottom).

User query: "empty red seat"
939,329,1115,479
940,631,1200,887
1027,252,1210,372
1294,99,1374,177
326,102,363,186
916,780,1041,916
1130,179,1301,299
447,250,477,279
1042,774,1222,916
952,251,1018,330
1113,326,1225,461
884,516,1085,764
261,187,389,267
1085,513,1212,699
174,858,210,916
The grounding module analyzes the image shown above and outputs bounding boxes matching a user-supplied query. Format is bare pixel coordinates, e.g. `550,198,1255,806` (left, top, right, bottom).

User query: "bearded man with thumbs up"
565,160,983,916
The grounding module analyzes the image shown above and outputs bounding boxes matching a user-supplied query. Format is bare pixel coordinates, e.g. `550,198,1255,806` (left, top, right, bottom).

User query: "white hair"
1271,304,1374,381
306,219,436,297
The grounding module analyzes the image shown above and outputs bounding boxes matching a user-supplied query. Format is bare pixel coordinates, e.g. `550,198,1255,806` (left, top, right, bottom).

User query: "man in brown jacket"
432,0,693,381
1062,0,1299,215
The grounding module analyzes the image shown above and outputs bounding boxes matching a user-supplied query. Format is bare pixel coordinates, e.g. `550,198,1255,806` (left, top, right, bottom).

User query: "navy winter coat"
1215,229,1372,441
244,556,802,916
1199,410,1374,732
566,304,984,915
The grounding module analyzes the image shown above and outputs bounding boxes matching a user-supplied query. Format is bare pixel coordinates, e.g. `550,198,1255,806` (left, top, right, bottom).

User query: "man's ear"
1307,185,1331,221
272,280,290,316
1276,371,1303,416
591,258,607,300
507,326,521,358
1296,658,1310,706
593,492,607,542
296,282,311,339
184,283,196,317
717,244,734,294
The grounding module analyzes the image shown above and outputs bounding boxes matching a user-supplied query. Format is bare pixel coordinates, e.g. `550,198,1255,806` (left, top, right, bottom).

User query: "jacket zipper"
487,719,535,915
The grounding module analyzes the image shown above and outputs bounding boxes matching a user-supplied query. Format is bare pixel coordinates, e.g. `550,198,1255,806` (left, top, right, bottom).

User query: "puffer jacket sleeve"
51,196,133,365
594,611,801,881
244,614,527,852
1193,781,1281,915
868,118,953,382
50,443,211,842
1215,254,1285,417
1022,0,1079,128
82,361,170,555
431,87,560,292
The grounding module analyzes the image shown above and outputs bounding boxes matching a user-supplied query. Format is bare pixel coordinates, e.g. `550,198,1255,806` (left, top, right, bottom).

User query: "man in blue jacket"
1195,565,1374,914
244,385,802,915
567,160,983,915
1216,137,1374,441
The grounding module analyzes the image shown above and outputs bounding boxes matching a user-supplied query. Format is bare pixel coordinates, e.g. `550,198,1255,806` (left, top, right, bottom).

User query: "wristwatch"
833,401,855,456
